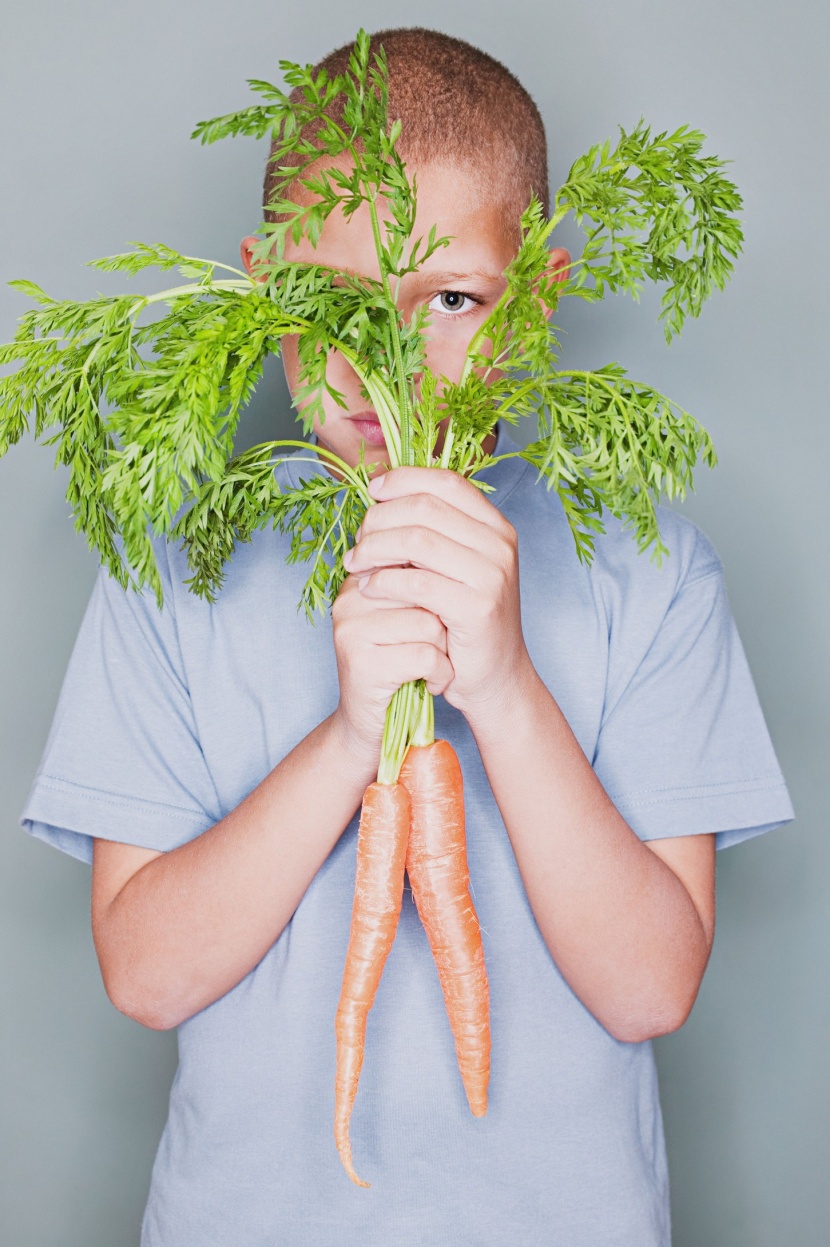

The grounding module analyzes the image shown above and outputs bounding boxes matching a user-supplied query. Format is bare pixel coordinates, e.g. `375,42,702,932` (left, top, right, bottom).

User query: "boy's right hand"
331,574,453,760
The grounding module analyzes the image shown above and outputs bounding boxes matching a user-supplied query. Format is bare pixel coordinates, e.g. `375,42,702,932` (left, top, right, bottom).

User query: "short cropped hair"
263,27,549,246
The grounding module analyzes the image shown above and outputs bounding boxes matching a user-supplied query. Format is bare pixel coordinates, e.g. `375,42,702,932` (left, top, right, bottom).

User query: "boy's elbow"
99,963,183,1032
103,977,178,1027
604,992,698,1045
607,1012,687,1045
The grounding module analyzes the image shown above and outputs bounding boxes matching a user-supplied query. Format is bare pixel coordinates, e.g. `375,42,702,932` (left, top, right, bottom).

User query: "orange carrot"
400,739,490,1116
334,780,411,1186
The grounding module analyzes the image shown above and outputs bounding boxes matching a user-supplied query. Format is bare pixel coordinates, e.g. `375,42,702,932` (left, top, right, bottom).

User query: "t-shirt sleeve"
20,559,222,864
591,528,795,851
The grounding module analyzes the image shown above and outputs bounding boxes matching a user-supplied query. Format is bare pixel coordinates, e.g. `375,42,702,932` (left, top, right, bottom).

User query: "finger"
346,635,453,696
367,465,511,534
358,605,449,654
358,566,473,629
384,643,454,695
347,524,494,593
356,494,506,567
336,574,409,612
334,585,449,649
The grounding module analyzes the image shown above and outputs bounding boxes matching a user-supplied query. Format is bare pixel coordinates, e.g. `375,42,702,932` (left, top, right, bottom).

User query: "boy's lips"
347,411,387,447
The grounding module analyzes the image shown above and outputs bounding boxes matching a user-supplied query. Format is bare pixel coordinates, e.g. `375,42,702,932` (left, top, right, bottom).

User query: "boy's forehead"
283,158,517,280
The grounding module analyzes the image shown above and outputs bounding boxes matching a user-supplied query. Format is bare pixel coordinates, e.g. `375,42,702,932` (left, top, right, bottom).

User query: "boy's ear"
547,247,571,284
534,246,570,319
240,236,263,280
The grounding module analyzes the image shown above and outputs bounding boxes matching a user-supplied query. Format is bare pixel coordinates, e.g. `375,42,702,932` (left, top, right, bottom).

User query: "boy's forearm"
95,711,377,1031
464,661,713,1043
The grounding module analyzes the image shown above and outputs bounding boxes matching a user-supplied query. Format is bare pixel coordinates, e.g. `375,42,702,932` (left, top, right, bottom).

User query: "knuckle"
434,652,452,682
493,528,517,565
483,556,510,599
418,642,442,673
409,491,443,522
491,560,510,592
399,642,432,681
409,568,430,597
499,515,518,544
364,568,390,597
338,572,363,600
333,617,356,652
426,611,445,645
410,524,437,554
437,467,463,493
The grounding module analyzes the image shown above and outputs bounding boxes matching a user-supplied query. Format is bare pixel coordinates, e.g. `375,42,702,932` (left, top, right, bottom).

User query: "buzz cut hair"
262,26,550,248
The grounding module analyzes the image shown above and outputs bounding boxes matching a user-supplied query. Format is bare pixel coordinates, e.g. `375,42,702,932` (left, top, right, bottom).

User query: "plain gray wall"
1,1,826,1243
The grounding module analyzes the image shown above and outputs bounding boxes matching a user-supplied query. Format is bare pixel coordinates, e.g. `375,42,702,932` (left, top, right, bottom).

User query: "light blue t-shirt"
21,422,794,1246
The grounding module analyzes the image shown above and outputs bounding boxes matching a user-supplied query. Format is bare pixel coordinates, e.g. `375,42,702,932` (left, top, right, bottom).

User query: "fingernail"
368,474,387,499
358,575,370,590
343,548,354,568
355,525,363,540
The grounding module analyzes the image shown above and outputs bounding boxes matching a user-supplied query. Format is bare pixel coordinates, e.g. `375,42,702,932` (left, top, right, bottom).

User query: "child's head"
267,27,550,251
241,27,568,469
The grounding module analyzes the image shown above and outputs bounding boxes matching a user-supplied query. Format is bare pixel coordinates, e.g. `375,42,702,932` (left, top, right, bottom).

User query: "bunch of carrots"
336,694,488,1186
0,30,742,1187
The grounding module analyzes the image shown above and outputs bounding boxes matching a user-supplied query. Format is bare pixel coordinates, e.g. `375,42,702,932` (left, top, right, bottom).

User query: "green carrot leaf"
0,28,738,614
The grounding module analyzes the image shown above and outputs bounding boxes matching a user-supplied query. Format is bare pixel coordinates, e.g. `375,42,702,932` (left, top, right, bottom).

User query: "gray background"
0,0,826,1243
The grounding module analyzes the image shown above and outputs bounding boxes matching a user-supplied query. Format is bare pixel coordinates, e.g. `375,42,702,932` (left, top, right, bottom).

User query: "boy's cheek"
423,336,468,384
279,337,347,455
422,325,481,386
279,333,301,395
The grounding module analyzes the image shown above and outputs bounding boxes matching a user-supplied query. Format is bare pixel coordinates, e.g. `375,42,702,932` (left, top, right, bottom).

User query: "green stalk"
377,680,434,784
377,681,415,784
367,194,412,466
361,159,427,784
350,368,402,466
410,681,434,747
142,279,253,306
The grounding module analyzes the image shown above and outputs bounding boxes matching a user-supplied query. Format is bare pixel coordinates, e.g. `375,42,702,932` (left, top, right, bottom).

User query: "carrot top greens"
0,27,741,628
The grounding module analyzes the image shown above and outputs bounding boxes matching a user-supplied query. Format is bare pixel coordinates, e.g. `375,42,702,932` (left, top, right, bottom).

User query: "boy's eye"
428,290,482,317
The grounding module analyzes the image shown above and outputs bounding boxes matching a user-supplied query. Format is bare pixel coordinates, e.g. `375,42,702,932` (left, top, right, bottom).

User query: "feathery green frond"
554,121,743,341
0,26,740,613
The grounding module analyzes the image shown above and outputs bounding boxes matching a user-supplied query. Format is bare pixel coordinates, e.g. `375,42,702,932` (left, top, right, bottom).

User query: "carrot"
400,739,490,1116
334,780,411,1187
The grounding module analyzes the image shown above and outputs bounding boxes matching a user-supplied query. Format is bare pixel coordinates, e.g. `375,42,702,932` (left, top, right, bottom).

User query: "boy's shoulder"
592,502,723,597
496,423,723,610
491,423,717,603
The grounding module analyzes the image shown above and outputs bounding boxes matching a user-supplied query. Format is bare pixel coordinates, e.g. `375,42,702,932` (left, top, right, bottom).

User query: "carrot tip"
338,1144,371,1187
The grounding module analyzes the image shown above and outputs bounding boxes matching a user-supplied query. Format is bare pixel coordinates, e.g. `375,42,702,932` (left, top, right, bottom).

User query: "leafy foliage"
555,121,744,342
520,365,718,562
0,26,742,613
173,445,369,617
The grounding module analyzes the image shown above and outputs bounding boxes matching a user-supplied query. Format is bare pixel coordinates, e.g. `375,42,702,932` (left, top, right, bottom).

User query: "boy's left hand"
342,467,535,724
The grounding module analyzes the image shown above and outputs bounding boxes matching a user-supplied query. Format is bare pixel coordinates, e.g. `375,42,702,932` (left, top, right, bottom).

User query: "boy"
21,26,793,1246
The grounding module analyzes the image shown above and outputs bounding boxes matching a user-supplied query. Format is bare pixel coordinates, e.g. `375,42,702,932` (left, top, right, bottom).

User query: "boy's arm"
462,676,715,1043
348,467,716,1044
91,577,453,1031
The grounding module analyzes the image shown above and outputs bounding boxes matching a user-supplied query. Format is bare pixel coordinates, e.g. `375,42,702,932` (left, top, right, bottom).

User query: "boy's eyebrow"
408,269,505,286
